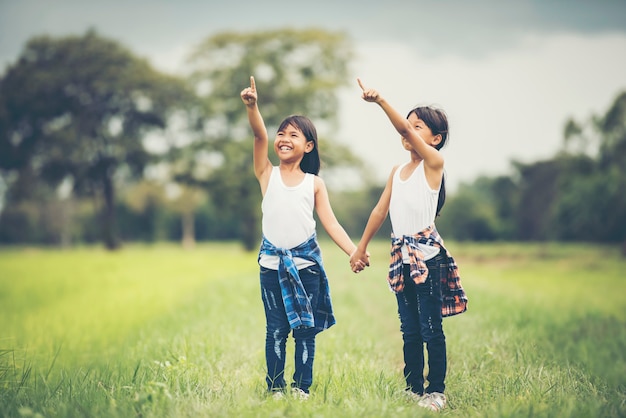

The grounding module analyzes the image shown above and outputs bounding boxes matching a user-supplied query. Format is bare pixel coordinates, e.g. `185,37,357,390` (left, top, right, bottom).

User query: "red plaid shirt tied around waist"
388,225,468,317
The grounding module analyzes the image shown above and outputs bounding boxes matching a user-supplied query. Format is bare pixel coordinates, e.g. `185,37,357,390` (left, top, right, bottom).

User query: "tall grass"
1,241,624,417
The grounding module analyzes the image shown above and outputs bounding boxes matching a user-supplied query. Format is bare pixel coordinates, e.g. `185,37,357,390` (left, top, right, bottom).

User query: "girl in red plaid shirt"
350,78,467,412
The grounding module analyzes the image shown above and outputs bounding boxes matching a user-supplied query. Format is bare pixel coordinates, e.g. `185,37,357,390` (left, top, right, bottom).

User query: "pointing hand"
241,76,257,106
357,78,381,103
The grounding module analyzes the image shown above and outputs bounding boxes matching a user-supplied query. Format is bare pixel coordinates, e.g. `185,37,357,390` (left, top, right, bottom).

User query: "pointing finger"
250,76,256,91
357,77,366,91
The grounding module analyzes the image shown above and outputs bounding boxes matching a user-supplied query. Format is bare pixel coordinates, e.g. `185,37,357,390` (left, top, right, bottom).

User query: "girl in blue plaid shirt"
241,76,366,399
350,79,467,412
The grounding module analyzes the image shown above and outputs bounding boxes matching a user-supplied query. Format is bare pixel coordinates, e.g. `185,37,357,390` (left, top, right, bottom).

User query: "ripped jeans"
260,265,321,394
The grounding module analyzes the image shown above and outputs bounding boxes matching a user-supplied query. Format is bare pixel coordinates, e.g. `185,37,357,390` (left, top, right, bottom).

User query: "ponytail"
436,174,446,216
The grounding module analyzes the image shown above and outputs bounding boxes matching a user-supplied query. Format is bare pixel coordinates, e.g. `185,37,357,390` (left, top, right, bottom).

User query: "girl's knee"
293,327,316,341
267,326,290,340
422,328,445,344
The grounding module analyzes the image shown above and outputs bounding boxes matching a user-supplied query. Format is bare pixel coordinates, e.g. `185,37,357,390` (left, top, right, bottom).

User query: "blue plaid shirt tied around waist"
259,233,336,333
388,225,468,317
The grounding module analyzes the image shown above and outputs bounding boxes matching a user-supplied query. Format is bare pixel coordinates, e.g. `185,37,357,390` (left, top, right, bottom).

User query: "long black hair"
408,106,449,216
277,115,320,175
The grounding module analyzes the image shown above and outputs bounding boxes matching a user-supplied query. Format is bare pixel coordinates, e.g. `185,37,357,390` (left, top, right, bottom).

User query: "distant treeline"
1,30,625,250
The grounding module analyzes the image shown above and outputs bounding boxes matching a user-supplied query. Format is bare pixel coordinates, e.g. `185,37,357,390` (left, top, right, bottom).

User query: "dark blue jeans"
260,265,321,394
396,251,447,395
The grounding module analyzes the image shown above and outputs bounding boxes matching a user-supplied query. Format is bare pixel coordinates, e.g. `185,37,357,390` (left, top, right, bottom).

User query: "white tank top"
259,166,316,269
389,161,440,262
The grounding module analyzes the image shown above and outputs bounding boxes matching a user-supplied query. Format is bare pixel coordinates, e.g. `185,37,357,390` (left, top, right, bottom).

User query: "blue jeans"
260,265,321,393
396,251,447,395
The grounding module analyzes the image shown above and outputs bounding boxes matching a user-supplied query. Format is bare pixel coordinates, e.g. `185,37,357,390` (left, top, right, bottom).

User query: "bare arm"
241,76,272,191
314,176,360,259
357,78,443,174
349,167,394,271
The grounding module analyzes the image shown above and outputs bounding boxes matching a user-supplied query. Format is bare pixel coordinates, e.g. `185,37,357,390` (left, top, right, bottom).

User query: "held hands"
349,248,371,274
240,76,257,106
357,78,382,103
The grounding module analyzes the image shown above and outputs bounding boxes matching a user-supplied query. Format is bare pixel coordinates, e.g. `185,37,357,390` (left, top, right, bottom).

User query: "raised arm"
357,78,443,173
241,76,272,189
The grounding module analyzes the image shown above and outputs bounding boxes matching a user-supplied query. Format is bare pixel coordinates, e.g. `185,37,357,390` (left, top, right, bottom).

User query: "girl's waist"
400,243,440,262
258,255,316,270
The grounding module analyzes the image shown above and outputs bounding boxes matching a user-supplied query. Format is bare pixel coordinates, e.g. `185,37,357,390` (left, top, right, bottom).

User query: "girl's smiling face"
274,123,313,161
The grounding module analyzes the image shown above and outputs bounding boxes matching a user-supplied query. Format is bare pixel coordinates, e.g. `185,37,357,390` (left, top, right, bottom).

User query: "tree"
596,91,626,251
511,159,563,241
436,179,503,241
0,30,193,249
182,28,360,250
164,184,207,249
555,91,626,249
597,91,626,169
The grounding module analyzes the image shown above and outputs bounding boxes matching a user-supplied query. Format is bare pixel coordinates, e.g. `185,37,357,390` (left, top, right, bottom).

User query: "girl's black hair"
278,115,320,175
407,106,449,216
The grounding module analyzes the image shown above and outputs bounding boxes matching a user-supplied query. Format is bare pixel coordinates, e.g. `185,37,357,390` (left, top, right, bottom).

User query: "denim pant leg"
260,265,321,394
419,253,447,393
396,252,447,395
291,265,321,393
260,267,290,392
396,265,425,394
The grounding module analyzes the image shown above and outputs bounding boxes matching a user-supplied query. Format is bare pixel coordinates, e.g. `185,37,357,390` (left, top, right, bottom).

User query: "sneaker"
403,389,425,402
418,392,446,411
291,387,310,400
271,390,285,400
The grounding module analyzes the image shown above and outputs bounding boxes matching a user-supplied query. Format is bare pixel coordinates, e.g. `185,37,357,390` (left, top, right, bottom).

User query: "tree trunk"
181,211,195,249
101,172,120,250
59,197,73,248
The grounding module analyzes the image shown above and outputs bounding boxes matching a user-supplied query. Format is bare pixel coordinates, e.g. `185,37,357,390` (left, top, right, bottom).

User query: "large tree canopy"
188,28,353,129
0,30,192,249
180,28,361,250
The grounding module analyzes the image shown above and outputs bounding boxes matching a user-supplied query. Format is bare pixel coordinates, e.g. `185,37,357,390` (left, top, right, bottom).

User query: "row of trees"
1,29,625,250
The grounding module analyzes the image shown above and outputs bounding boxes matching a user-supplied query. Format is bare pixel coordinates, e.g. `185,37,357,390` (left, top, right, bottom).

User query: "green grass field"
1,241,625,417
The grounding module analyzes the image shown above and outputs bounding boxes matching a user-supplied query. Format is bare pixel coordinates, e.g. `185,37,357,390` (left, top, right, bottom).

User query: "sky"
1,0,626,192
